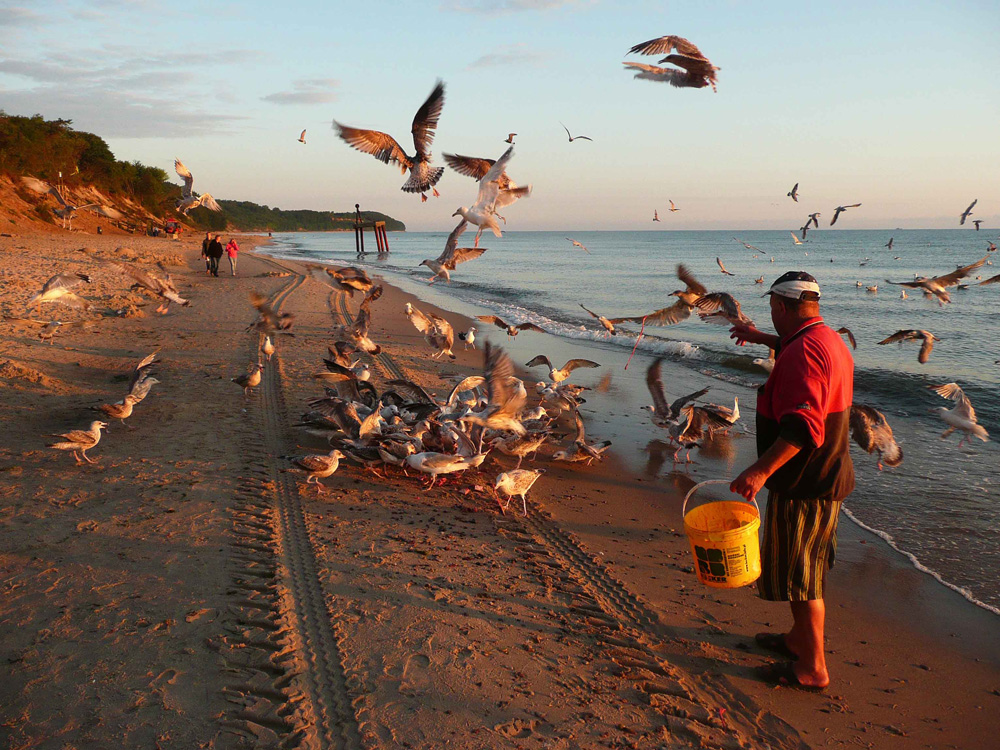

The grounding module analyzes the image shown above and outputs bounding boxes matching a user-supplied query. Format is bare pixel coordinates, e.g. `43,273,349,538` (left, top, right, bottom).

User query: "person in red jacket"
729,271,854,692
225,237,240,276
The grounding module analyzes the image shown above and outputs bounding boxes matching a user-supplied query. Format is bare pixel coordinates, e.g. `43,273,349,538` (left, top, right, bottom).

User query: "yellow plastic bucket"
682,480,761,589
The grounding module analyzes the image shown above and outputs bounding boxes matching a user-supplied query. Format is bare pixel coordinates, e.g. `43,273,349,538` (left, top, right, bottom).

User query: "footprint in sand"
400,653,431,694
493,718,540,738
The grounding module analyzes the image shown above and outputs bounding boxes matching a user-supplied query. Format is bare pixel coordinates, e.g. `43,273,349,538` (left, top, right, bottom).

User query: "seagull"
668,199,680,212
325,266,373,296
609,264,708,328
878,330,939,364
800,224,810,240
491,435,548,470
95,394,139,428
286,449,344,493
885,237,894,251
464,343,527,435
624,35,718,91
787,183,799,202
404,302,456,359
836,327,857,350
298,129,307,144
866,285,878,293
790,232,803,246
261,335,275,362
458,326,477,349
19,177,120,229
884,254,989,304
476,315,545,338
972,220,983,231
754,276,764,284
27,272,93,310
247,291,294,333
830,203,862,226
716,257,735,276
420,220,487,283
442,152,532,223
977,273,1000,286
653,210,660,222
174,159,221,215
565,238,590,253
959,199,977,225
551,410,611,464
644,358,709,429
453,145,516,246
505,133,516,144
333,286,383,354
494,469,544,516
46,420,107,464
560,123,592,142
849,404,902,470
694,292,754,326
928,383,988,447
4,316,94,343
525,355,600,383
405,451,487,490
232,363,263,396
579,304,617,336
752,348,776,374
807,212,821,228
334,80,446,202
104,259,190,314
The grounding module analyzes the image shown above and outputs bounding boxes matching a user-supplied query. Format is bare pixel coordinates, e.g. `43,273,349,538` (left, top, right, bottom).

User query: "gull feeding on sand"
849,404,902,471
333,285,383,354
285,449,344,493
443,152,532,224
404,302,456,359
495,469,544,516
419,219,487,283
46,420,107,464
232,363,263,396
476,314,545,339
525,355,600,384
878,330,940,364
830,203,861,226
334,80,446,202
552,411,611,465
95,394,139,428
405,451,488,491
28,272,93,311
174,160,221,215
928,383,989,447
453,145,517,246
624,35,719,91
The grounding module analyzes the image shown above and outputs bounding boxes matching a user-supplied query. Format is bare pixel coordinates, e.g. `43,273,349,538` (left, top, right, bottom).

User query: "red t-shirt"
756,317,855,501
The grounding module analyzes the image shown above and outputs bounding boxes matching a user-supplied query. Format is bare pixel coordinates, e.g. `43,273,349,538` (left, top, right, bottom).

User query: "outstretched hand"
729,323,767,347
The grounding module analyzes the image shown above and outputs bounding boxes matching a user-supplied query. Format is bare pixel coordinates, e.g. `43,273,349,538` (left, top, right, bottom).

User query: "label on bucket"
695,544,748,582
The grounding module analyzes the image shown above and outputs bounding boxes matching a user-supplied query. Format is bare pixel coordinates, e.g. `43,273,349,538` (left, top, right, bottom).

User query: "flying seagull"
836,327,857,350
668,199,680,212
653,210,660,222
419,219,486,283
442,150,532,223
959,199,977,225
716,257,735,276
624,35,719,91
174,159,222,215
929,383,989,447
972,220,983,231
452,145,516,246
830,203,862,226
334,80,446,202
565,238,590,253
505,133,516,144
884,254,988,304
19,177,120,229
579,303,617,336
807,212,821,228
560,123,592,142
790,232,803,246
476,315,545,338
787,183,799,202
298,129,307,144
878,329,940,364
849,404,903,470
404,302,456,359
104,259,191,314
885,237,894,251
27,272,92,310
525,355,600,383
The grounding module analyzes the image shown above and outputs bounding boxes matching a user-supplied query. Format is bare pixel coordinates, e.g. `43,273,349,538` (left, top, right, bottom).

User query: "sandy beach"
1,228,998,749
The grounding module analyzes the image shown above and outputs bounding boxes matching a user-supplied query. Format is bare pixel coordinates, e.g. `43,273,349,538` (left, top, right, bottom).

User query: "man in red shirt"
730,271,854,691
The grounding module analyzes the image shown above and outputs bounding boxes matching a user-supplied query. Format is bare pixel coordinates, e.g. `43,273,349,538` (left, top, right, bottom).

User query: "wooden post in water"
354,203,365,255
374,221,389,253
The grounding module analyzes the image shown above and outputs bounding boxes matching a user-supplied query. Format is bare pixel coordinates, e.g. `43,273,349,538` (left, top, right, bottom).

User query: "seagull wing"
645,358,669,416
446,375,486,406
525,354,553,370
561,359,600,374
441,246,486,270
677,264,707,295
334,123,412,169
579,304,600,320
405,304,435,335
484,343,525,417
669,386,711,419
695,292,742,319
572,409,587,444
716,257,734,275
442,153,495,180
977,273,1000,286
918,334,935,364
385,378,439,405
41,272,92,293
437,218,469,261
836,327,857,350
174,159,194,196
473,146,514,211
610,299,692,326
960,199,977,224
628,35,707,59
514,322,546,333
930,383,977,421
410,80,446,159
933,254,989,286
4,316,49,328
877,330,917,345
197,193,222,212
354,285,382,334
476,315,509,331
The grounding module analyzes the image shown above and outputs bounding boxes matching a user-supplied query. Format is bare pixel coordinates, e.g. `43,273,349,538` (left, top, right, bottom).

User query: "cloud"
0,6,42,26
261,79,338,106
447,0,585,13
467,44,549,70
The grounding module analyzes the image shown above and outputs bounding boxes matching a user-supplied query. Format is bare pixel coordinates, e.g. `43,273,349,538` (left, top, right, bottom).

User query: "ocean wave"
842,506,1000,616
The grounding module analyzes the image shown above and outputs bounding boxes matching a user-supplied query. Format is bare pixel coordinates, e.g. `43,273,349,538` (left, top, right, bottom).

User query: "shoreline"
0,229,996,748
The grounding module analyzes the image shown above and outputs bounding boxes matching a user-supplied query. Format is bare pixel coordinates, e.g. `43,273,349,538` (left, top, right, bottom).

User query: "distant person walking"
226,237,240,276
207,234,224,277
201,232,212,275
729,271,855,692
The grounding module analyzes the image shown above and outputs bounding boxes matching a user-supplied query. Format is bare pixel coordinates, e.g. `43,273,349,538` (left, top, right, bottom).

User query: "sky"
1,0,999,231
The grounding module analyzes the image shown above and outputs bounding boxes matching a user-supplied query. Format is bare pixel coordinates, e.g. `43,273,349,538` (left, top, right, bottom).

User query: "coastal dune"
0,231,998,748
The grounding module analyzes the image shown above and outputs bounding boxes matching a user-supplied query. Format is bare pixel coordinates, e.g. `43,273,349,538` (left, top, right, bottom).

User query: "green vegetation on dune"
0,112,404,232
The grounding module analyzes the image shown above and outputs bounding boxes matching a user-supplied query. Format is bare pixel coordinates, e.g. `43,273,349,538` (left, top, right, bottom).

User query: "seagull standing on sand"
565,238,590,253
334,80,446,202
286,449,344,493
232,363,263,396
174,160,221,215
95,394,139,428
261,335,275,362
878,330,940,364
849,404,902,470
458,326,477,349
46,421,107,464
494,469,544,516
525,355,600,383
959,199,977,225
830,203,861,226
623,35,719,91
929,383,989,447
28,272,93,311
560,123,592,142
453,146,516,246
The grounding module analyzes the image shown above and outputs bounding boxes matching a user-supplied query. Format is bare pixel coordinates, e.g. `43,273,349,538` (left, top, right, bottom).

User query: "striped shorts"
757,491,842,602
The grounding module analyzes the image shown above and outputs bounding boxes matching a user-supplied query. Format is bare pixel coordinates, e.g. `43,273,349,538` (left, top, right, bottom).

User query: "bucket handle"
682,479,760,517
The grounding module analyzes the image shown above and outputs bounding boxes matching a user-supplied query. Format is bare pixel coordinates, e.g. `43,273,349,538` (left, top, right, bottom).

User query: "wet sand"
0,229,997,749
